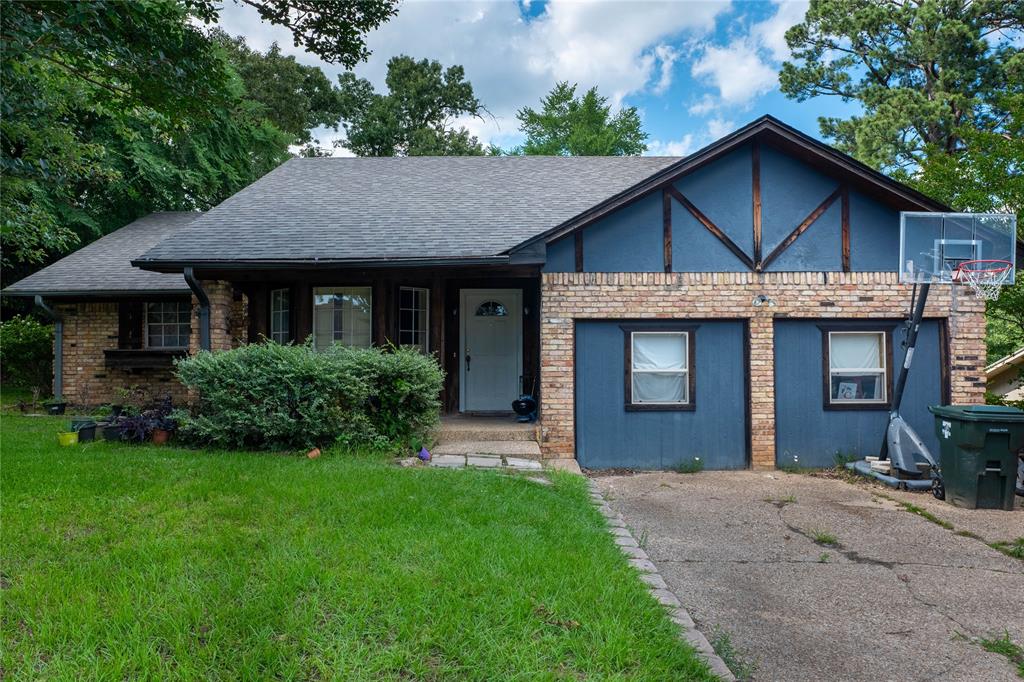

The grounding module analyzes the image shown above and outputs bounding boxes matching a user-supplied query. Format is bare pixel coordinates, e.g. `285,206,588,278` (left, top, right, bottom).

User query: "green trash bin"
929,405,1024,510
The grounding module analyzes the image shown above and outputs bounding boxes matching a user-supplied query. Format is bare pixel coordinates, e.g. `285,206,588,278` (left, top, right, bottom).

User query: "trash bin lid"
929,404,1024,421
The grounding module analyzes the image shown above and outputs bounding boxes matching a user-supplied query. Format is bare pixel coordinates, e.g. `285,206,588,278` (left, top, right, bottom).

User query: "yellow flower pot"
57,431,79,447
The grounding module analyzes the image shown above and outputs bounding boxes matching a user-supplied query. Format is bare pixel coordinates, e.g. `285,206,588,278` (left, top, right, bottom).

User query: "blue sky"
216,0,860,156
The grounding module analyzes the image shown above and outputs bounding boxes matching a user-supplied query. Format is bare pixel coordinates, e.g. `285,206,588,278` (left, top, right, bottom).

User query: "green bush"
0,315,53,392
174,342,444,451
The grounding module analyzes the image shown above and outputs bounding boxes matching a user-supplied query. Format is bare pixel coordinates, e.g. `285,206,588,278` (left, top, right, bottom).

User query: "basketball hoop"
952,260,1013,300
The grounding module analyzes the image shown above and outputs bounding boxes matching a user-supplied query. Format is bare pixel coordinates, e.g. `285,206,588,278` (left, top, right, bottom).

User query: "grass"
895,500,955,530
673,457,705,474
707,626,757,682
989,538,1024,561
0,415,716,680
978,631,1024,678
809,529,839,547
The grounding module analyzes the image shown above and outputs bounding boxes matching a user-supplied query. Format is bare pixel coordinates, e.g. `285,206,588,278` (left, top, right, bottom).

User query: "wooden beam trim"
761,185,842,271
662,188,672,273
665,185,754,270
574,230,584,273
752,141,762,269
841,185,851,272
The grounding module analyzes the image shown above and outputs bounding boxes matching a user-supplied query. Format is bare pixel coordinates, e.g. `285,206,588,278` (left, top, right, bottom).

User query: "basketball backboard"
900,212,1017,284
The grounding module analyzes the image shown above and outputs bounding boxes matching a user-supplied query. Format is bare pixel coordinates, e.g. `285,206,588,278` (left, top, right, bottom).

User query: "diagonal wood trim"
841,185,850,272
760,185,842,271
574,230,584,272
752,141,762,269
662,189,672,273
665,185,754,270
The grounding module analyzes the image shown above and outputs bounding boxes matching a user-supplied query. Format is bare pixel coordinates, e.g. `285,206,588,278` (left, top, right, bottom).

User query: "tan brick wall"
189,280,240,353
56,303,188,407
539,271,986,468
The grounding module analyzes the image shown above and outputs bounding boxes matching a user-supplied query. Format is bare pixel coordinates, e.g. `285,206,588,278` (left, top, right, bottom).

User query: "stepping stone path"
428,453,543,471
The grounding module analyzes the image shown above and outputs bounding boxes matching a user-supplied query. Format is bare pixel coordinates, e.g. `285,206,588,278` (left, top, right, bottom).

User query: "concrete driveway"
595,470,1024,681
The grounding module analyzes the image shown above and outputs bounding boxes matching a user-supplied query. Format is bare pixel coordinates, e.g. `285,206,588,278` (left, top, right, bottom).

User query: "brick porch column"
189,280,235,354
748,313,776,469
539,313,575,459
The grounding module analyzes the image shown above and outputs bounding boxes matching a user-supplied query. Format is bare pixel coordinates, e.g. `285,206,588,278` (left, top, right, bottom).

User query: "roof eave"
2,288,190,299
131,255,513,273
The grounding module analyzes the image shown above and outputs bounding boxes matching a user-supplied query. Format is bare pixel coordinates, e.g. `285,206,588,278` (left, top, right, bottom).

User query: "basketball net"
952,260,1013,301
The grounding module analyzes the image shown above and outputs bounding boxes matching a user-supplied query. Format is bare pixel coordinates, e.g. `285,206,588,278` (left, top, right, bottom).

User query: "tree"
780,0,1020,173
336,56,487,156
510,82,647,156
211,29,345,153
1,0,395,274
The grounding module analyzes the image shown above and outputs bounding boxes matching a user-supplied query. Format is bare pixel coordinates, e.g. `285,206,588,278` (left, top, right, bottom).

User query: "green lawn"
0,415,714,680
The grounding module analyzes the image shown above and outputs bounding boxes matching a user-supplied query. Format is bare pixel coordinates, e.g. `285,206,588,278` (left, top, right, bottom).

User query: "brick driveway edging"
587,478,736,681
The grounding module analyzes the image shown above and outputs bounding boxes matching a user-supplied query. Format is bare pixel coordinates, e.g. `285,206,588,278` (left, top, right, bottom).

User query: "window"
145,301,191,349
398,287,429,353
475,300,507,317
313,287,372,350
623,327,695,411
269,288,290,343
823,329,891,407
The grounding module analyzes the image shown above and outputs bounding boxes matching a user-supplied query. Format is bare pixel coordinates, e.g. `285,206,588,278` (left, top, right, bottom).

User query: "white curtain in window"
830,333,882,369
633,373,686,403
633,333,686,370
313,287,372,350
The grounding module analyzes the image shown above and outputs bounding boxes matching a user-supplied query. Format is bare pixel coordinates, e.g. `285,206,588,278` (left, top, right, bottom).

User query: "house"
4,116,990,469
986,348,1024,403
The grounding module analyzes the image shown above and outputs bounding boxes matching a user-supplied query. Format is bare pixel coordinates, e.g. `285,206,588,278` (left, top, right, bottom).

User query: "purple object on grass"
418,447,431,461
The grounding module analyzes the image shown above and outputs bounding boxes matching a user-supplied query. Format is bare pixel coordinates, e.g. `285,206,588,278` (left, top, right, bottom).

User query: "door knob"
465,354,471,372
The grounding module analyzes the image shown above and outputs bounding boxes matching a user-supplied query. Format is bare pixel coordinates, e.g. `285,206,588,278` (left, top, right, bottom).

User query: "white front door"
460,289,522,412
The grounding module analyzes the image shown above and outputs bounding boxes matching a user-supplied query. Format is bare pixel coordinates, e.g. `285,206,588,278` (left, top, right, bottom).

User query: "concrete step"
432,440,542,458
436,419,538,443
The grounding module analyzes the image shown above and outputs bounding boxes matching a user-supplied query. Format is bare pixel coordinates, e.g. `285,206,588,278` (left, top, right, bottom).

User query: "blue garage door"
575,320,748,470
774,319,946,468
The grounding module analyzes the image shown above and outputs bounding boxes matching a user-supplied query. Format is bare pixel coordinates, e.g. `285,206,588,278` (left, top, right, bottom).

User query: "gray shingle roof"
4,212,200,296
136,156,680,265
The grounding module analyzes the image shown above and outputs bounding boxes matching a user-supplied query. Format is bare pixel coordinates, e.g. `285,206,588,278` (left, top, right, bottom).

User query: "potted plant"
148,396,177,444
119,413,153,443
44,395,67,415
57,429,78,446
101,419,125,441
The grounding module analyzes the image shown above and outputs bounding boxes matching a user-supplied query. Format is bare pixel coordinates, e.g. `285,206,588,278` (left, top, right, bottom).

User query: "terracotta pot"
151,428,171,445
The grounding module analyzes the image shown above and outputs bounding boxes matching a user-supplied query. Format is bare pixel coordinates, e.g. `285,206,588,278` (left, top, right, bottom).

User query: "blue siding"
673,145,753,260
541,144,905,273
774,319,944,468
575,320,747,469
761,145,843,271
544,235,575,273
849,189,900,271
582,193,663,271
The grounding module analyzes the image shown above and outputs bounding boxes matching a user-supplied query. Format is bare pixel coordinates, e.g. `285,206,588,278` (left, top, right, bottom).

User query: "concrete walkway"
595,470,1024,682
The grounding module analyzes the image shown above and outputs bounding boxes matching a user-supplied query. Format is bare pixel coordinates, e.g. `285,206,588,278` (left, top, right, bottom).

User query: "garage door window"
624,329,695,411
824,330,890,407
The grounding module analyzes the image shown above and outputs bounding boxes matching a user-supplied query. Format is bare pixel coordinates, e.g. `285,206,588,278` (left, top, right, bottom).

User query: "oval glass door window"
475,300,508,317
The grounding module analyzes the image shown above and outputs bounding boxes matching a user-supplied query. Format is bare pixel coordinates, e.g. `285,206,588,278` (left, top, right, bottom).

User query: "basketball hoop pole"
880,282,930,461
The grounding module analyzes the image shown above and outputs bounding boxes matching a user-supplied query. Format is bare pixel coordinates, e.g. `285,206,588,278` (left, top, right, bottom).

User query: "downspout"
34,296,62,397
183,267,210,351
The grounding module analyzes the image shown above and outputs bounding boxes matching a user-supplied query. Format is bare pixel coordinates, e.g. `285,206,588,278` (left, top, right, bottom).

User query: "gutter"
131,255,512,273
183,267,210,351
33,296,63,397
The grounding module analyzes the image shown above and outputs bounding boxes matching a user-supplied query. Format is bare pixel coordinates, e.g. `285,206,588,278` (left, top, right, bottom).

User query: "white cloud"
753,1,808,62
646,134,696,157
214,0,732,152
687,93,717,115
691,39,777,106
706,117,734,139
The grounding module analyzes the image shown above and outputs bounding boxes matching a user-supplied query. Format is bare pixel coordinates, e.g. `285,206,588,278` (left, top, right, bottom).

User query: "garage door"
575,320,749,469
773,319,946,468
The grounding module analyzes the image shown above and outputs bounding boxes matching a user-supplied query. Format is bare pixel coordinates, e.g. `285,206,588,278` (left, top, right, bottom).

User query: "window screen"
312,287,372,350
630,332,689,405
827,331,887,404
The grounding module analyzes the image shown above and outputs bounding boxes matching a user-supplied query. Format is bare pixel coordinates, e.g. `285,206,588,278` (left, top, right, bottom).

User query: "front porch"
203,265,542,416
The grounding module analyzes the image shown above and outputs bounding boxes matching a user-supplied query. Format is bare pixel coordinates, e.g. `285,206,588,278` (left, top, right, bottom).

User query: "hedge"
174,342,444,451
0,315,53,393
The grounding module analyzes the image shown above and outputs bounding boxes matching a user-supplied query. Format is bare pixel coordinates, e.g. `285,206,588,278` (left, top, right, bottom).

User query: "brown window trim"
621,324,698,412
818,323,896,411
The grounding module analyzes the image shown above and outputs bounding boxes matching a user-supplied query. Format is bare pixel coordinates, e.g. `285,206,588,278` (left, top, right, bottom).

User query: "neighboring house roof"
3,212,200,297
133,155,681,270
986,347,1024,380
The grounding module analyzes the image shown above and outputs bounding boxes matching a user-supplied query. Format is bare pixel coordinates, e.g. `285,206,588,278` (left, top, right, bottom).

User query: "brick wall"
56,303,188,407
56,280,247,407
539,271,986,468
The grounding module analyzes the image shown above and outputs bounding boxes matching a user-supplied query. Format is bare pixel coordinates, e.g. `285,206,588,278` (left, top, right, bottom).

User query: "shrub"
174,342,444,451
0,315,53,392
